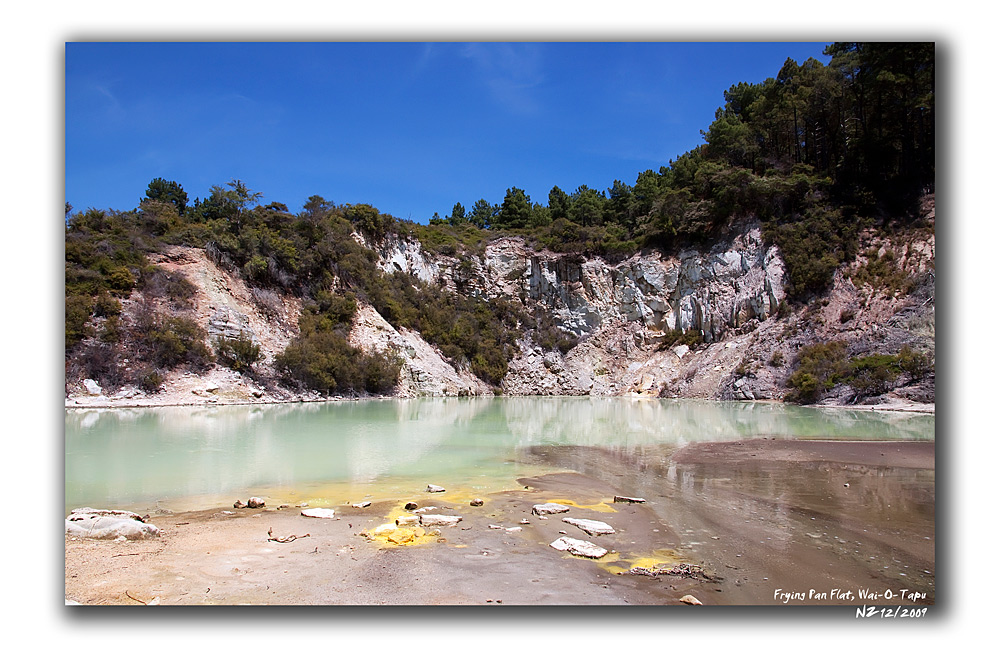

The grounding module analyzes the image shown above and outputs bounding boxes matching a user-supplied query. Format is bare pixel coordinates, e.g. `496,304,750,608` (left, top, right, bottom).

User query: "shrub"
657,328,703,351
93,291,122,318
65,294,95,349
850,249,913,296
274,328,401,395
134,313,213,371
763,207,858,302
845,354,901,398
75,342,126,391
215,333,263,374
786,342,933,403
139,370,165,393
785,341,848,403
359,350,403,394
898,344,933,378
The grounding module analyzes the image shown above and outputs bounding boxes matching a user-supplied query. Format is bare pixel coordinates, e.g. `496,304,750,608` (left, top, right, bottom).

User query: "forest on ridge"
65,42,935,400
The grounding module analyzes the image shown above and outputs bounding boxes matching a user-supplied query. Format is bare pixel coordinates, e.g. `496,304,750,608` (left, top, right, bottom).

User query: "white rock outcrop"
357,225,788,399
65,508,160,540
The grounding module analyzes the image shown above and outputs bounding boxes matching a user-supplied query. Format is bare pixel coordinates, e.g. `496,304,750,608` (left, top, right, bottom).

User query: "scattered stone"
680,594,703,605
65,508,160,540
420,514,462,527
470,498,484,507
234,500,246,509
562,517,615,536
247,497,265,508
505,527,522,532
351,501,371,508
520,519,531,524
395,515,420,527
549,536,608,559
83,379,102,395
426,484,446,493
613,496,646,504
532,502,570,516
404,502,419,510
414,507,437,515
488,524,503,530
300,508,337,519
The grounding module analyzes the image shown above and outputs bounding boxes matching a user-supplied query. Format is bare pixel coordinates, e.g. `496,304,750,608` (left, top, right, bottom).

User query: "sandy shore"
65,439,935,606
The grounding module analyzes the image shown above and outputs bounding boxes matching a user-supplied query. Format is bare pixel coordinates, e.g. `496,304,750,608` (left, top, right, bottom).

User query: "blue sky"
66,42,831,223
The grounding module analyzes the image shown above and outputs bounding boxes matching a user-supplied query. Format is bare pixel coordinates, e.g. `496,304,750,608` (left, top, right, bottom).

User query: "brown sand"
65,440,935,606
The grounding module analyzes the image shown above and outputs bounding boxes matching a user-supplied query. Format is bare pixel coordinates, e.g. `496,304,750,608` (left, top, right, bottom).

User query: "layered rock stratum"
66,201,935,410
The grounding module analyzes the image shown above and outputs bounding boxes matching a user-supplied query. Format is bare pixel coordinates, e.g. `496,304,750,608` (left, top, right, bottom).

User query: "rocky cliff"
361,204,934,407
66,200,935,409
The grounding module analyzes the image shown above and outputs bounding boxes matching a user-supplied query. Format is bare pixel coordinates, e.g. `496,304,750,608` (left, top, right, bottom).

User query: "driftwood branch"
267,527,310,543
124,590,159,605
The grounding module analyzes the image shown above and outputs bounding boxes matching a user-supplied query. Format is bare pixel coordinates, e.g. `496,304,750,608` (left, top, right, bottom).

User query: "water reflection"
65,397,933,513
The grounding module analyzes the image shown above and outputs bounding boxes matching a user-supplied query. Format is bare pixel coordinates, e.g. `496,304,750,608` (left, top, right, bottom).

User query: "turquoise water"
64,397,934,514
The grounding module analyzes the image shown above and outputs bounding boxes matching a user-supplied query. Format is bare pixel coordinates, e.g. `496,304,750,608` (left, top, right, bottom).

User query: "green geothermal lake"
64,397,934,515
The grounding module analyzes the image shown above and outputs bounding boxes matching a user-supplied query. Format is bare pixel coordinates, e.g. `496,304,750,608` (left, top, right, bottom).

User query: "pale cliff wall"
361,209,933,404
67,204,935,408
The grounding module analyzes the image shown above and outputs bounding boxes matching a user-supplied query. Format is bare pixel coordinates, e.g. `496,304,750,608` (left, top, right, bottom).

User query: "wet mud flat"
65,439,934,606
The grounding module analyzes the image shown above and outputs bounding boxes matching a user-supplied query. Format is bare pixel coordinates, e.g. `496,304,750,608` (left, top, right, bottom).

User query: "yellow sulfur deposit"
601,549,683,575
547,498,618,514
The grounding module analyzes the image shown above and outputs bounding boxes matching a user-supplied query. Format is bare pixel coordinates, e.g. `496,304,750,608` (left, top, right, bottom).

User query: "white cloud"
459,42,545,115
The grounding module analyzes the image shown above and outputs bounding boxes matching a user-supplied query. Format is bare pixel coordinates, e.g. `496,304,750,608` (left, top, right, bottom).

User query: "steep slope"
66,199,934,409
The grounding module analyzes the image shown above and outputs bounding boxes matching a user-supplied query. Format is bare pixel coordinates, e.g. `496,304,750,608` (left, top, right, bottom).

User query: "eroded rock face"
356,225,793,399
71,205,931,406
347,303,492,398
369,225,784,343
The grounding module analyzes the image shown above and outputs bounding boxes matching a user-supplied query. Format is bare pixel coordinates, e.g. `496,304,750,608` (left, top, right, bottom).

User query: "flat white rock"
419,514,462,527
532,502,570,515
300,508,337,519
549,536,608,559
562,517,615,536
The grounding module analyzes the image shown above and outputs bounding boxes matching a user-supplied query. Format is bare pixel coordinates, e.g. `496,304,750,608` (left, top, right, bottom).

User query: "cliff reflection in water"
65,398,933,513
